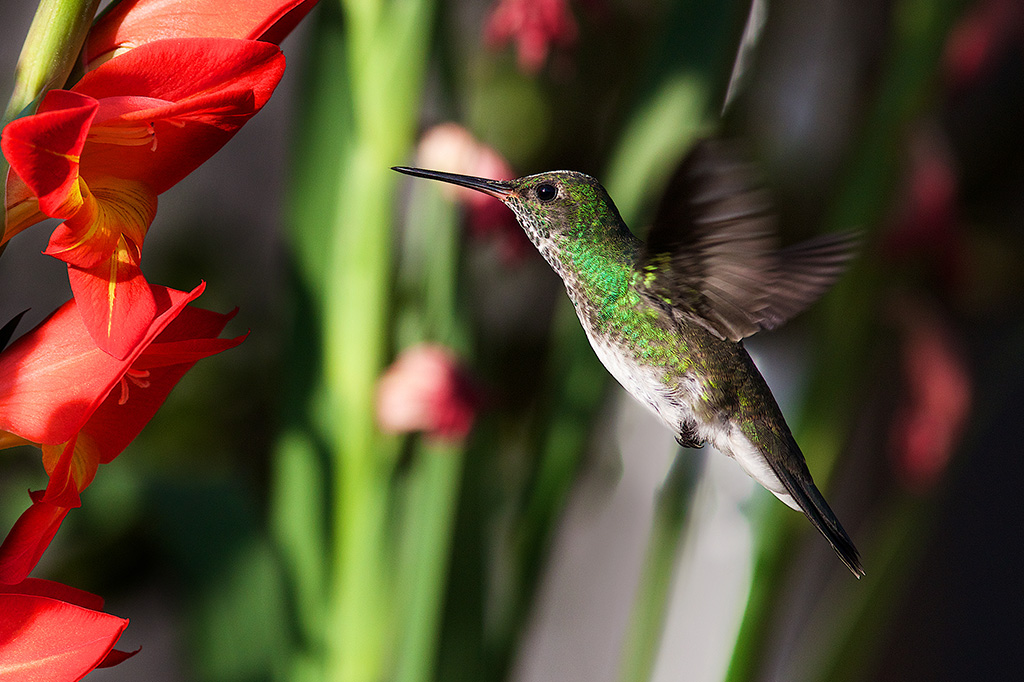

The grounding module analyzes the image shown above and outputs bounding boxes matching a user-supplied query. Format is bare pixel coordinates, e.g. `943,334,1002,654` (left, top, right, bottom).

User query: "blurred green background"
1,1,1022,681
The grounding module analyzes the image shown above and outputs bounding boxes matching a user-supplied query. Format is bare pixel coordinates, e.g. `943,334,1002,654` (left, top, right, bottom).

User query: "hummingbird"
393,139,864,577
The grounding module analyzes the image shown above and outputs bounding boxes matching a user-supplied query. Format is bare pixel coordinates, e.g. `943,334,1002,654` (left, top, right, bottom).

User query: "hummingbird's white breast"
582,316,799,511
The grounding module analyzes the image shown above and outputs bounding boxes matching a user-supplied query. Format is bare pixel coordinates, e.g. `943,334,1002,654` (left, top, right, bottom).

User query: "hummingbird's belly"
585,328,703,432
584,327,799,510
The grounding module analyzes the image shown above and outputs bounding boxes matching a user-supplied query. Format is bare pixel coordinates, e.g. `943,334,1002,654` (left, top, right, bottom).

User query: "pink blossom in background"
888,296,972,492
484,0,578,73
416,123,532,262
376,344,482,442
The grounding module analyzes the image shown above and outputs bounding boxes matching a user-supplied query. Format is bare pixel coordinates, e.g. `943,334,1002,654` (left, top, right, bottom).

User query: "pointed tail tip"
826,528,864,578
841,549,866,579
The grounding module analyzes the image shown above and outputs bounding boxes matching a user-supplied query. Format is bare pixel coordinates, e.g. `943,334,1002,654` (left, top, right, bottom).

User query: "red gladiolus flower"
0,578,135,680
84,0,319,71
376,344,482,442
484,0,578,73
2,37,284,358
0,282,245,582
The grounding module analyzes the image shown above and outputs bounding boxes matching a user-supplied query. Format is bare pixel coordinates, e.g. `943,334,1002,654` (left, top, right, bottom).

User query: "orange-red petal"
0,492,71,584
73,38,285,193
63,236,158,360
84,0,317,70
0,589,128,680
1,91,97,221
0,284,206,445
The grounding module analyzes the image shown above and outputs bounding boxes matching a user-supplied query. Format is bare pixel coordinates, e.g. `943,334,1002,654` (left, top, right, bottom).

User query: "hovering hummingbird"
393,139,864,576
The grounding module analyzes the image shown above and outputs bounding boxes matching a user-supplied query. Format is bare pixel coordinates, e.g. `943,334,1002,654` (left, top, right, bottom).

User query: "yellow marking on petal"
47,178,156,259
36,147,81,163
0,431,34,450
3,195,45,245
105,238,129,339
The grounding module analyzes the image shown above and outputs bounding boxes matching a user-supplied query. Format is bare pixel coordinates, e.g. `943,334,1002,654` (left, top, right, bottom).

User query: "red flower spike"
0,282,245,580
0,580,132,680
84,0,318,71
484,0,578,73
3,38,283,358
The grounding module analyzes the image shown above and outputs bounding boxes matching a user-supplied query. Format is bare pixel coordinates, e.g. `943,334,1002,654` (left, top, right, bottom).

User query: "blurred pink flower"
376,344,482,442
883,130,966,292
888,297,972,492
944,0,1024,89
416,123,532,262
484,0,578,73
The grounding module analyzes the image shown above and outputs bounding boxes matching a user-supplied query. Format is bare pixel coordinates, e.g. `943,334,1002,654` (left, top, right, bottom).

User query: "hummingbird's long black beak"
391,166,513,199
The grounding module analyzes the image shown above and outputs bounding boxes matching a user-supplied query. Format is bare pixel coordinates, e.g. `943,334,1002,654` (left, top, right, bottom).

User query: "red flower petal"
0,592,128,681
0,492,70,585
84,0,317,70
85,320,246,465
63,238,158,360
0,303,124,444
0,283,206,444
1,91,98,220
73,38,285,193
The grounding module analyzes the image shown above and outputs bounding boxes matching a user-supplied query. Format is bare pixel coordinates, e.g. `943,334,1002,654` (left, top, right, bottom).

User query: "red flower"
376,344,482,442
887,296,972,492
2,38,284,358
484,0,578,73
0,282,245,582
0,578,135,679
83,0,318,71
943,0,1024,89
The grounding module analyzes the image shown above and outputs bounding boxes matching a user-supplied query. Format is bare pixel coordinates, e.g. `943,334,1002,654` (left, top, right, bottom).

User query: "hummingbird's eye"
535,183,557,202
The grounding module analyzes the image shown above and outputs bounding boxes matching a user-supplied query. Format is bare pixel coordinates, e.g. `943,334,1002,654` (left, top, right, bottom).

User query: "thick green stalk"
390,170,470,682
321,0,434,671
279,0,435,679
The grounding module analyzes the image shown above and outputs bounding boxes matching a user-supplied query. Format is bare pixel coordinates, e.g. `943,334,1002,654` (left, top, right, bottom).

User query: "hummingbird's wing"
638,139,858,342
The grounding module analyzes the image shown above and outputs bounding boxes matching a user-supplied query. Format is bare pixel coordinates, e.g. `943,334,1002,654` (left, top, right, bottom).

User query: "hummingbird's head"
391,166,628,253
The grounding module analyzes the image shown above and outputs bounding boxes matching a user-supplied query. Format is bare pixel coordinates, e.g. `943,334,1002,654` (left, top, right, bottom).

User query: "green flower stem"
724,2,967,680
278,0,435,679
393,445,465,682
321,0,434,671
390,165,470,682
3,0,100,124
617,450,705,682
